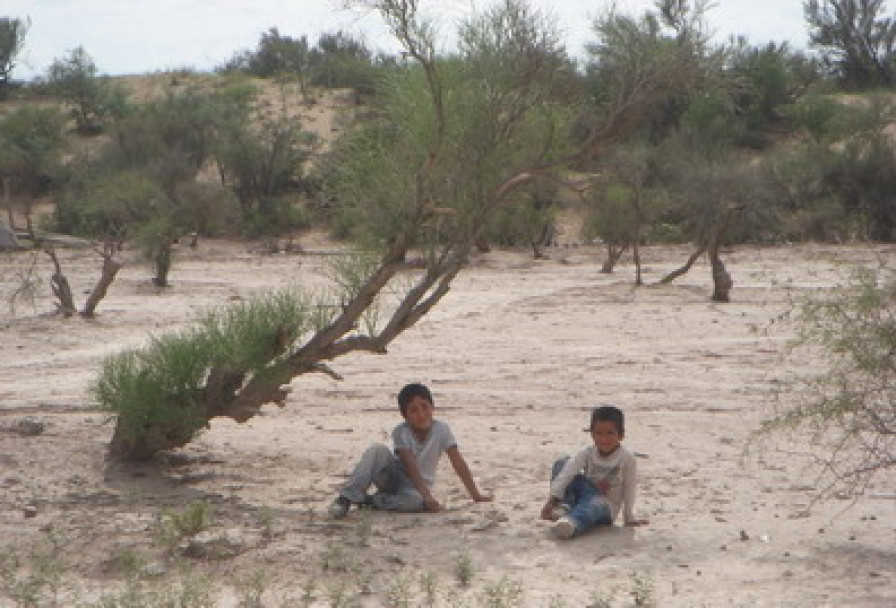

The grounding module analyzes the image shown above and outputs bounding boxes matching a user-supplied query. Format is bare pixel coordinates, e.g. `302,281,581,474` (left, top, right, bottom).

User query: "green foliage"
777,96,896,241
0,530,67,607
54,169,164,239
223,27,310,79
156,501,214,550
805,0,896,90
171,181,243,238
308,30,377,95
0,104,67,197
583,1,715,143
110,87,220,190
92,290,316,455
89,572,215,608
45,46,130,134
453,553,474,588
215,109,317,218
764,263,896,496
787,92,855,141
679,92,740,158
480,577,524,608
727,39,820,140
584,182,640,245
134,215,180,286
322,103,421,245
325,1,575,250
0,16,28,97
481,176,559,248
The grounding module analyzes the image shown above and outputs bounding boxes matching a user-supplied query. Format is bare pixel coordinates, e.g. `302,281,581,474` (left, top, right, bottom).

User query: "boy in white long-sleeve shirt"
540,405,648,539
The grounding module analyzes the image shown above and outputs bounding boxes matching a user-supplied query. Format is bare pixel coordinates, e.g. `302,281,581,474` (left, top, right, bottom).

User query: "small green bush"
92,290,315,454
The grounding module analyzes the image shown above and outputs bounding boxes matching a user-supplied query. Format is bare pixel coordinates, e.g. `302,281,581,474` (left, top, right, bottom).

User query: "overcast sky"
7,1,813,80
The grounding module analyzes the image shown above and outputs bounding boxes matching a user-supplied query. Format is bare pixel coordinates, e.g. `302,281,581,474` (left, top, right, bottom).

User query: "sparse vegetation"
3,0,896,606
763,262,896,498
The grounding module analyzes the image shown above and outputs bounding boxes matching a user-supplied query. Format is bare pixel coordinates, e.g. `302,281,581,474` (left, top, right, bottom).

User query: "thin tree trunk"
46,249,77,317
709,237,733,302
633,238,642,286
81,243,122,318
601,242,628,273
3,178,13,231
658,242,707,284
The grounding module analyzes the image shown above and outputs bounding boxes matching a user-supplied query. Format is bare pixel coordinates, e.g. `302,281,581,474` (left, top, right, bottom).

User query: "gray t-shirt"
392,419,457,487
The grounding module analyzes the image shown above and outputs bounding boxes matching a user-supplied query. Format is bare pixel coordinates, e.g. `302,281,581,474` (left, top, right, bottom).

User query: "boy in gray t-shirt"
329,383,492,518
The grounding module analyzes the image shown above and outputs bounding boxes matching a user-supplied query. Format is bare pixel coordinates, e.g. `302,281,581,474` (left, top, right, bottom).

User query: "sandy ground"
0,239,894,607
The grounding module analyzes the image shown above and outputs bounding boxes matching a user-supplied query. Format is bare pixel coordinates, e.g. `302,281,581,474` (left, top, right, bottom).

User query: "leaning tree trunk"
107,0,703,460
81,242,122,318
658,242,707,284
46,249,77,317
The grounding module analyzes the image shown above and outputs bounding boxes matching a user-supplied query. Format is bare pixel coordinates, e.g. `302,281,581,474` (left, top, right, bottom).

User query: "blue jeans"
339,444,425,512
551,457,612,536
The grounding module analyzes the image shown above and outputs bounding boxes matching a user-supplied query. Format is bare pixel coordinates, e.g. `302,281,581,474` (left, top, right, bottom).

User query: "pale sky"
7,1,814,80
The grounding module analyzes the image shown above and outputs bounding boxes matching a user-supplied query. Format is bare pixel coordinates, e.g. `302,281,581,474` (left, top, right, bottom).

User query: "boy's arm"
446,446,492,502
395,448,441,511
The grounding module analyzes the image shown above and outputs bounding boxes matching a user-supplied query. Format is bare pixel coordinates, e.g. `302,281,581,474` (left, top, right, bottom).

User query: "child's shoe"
328,495,351,519
553,516,576,540
548,503,570,521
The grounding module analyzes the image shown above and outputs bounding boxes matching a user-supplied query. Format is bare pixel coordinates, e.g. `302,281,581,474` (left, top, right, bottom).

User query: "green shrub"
92,291,315,454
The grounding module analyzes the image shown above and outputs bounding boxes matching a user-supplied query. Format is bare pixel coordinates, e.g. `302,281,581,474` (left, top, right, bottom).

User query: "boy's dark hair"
397,383,433,416
587,405,625,434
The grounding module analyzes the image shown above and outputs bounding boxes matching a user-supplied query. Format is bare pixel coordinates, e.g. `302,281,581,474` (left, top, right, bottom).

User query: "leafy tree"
762,263,896,499
0,105,67,225
584,144,665,281
45,46,129,135
308,30,378,97
220,28,314,97
777,95,896,241
0,16,28,99
214,110,317,226
804,0,896,89
654,142,782,300
727,39,820,144
99,0,703,460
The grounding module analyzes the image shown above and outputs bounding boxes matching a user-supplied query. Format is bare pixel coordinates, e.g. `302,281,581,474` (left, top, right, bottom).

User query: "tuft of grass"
480,576,524,608
154,501,213,551
384,571,414,608
0,531,66,607
630,571,655,607
235,568,269,608
453,552,474,588
419,571,438,607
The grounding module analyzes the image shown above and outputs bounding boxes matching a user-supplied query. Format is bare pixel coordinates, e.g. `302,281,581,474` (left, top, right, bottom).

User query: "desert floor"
1,239,894,607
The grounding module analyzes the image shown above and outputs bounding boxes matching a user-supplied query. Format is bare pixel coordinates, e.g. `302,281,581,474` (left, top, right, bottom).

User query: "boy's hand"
540,501,557,521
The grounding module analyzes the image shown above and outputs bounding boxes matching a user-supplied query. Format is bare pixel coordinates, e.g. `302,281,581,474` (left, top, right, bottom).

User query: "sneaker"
328,495,351,519
548,503,570,522
553,516,576,540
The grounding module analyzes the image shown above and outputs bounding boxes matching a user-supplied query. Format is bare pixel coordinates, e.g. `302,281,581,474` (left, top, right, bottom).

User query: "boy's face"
590,420,622,456
402,395,434,433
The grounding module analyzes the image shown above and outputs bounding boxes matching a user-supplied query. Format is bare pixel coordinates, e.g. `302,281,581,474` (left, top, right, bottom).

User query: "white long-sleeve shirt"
550,444,639,525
